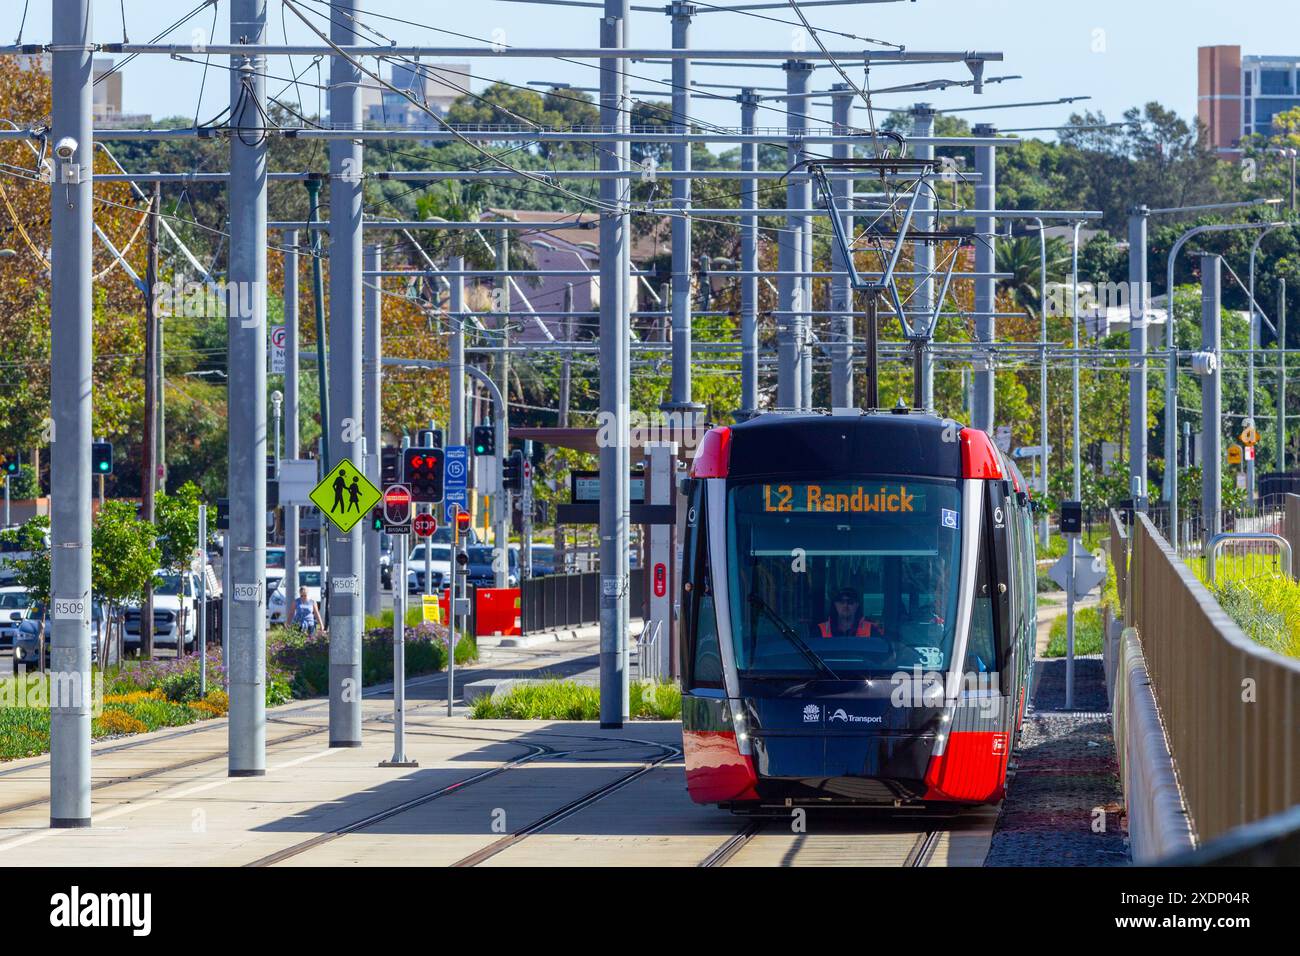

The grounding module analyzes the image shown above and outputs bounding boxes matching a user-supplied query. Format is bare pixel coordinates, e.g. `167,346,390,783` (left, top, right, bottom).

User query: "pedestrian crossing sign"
309,457,382,533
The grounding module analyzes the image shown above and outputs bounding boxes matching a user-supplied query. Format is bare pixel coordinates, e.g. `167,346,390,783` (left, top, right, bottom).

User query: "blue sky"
10,0,1295,144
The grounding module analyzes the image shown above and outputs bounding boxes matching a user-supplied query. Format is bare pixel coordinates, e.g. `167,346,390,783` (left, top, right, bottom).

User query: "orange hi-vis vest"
818,618,882,638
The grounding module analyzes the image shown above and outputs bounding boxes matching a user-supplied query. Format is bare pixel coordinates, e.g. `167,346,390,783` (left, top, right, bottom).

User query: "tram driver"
816,587,884,639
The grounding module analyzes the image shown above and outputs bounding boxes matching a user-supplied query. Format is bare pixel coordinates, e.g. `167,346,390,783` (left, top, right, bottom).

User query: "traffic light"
381,446,401,487
472,425,495,456
502,449,524,493
216,497,230,531
403,447,444,503
454,509,472,540
370,506,385,532
92,441,113,476
3,457,18,476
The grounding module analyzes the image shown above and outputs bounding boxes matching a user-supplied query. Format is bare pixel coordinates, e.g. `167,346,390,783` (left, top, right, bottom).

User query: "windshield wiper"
747,592,840,680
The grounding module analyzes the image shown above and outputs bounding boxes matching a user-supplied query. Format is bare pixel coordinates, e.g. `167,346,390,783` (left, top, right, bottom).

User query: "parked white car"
268,566,323,626
0,585,32,649
406,543,453,594
123,570,201,655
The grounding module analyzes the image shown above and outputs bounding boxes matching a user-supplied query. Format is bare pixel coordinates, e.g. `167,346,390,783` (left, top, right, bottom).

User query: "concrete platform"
0,700,996,866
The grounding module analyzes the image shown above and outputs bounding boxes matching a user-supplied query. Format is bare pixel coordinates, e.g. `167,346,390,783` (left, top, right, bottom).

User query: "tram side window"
682,481,724,690
693,595,724,686
966,524,998,675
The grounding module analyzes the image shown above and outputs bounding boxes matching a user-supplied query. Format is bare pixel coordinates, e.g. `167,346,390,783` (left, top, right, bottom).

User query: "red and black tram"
679,411,1037,809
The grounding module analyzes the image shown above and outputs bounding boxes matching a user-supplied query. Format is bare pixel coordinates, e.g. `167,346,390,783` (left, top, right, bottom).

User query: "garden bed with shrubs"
470,679,681,721
0,620,478,761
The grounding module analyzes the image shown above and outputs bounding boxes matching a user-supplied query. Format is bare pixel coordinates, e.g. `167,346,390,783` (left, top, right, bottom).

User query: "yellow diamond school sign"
309,458,381,533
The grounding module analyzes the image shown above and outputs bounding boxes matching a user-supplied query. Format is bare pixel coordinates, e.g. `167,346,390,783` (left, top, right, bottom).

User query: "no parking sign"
270,324,287,374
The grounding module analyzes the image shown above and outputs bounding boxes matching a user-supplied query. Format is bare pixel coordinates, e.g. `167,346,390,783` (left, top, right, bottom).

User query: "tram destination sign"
762,482,928,515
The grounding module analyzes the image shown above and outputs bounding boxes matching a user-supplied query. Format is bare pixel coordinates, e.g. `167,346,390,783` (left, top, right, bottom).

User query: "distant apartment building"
1199,45,1300,154
15,53,150,126
358,62,472,129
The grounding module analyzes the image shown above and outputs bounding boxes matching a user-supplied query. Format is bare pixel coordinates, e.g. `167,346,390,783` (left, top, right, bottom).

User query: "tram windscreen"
726,479,963,677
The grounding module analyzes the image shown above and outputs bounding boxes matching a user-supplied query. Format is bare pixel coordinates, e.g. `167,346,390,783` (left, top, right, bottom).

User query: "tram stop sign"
309,457,382,533
413,512,437,538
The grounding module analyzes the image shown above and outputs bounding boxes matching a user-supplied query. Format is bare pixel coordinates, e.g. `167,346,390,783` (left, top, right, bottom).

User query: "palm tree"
996,234,1071,319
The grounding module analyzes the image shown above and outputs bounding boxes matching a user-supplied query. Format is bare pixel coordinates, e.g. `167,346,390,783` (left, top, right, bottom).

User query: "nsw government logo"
802,703,820,723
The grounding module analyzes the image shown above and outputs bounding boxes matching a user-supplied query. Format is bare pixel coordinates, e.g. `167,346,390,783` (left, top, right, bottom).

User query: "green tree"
1,515,51,606
155,481,202,572
92,501,161,660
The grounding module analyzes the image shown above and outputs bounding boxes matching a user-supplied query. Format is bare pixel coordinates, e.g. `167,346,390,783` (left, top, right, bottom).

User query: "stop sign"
413,512,437,538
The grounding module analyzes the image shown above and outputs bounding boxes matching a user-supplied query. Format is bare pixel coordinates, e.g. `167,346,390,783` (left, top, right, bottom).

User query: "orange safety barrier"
474,587,522,637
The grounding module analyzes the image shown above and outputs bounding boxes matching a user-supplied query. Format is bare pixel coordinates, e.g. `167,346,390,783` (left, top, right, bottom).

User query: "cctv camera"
54,136,78,160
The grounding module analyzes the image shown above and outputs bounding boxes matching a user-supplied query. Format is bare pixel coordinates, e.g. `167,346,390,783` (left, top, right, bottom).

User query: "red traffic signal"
454,510,472,534
403,446,445,503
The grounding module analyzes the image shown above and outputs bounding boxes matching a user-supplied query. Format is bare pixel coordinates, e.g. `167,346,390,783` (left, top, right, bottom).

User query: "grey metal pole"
829,86,855,409
364,243,383,619
227,0,268,777
599,0,630,727
3,474,8,528
1280,279,1288,474
1065,536,1076,709
972,124,997,432
619,6,633,721
794,65,814,411
221,528,230,687
664,3,699,421
1034,217,1049,545
48,0,94,827
559,283,574,427
1202,255,1223,538
911,104,935,412
198,503,207,698
327,0,365,749
283,229,300,613
380,540,416,766
495,233,510,588
1128,207,1149,508
1071,220,1083,501
777,60,812,409
739,89,759,417
449,255,466,448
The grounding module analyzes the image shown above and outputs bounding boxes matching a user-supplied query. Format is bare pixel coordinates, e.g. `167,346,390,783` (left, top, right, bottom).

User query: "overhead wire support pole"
449,256,466,448
598,0,631,728
1128,205,1149,510
972,123,997,433
778,58,813,409
738,88,760,418
910,103,936,412
227,0,269,777
1033,216,1049,545
829,84,854,410
495,233,511,588
48,0,95,828
284,229,300,621
327,0,365,750
364,243,383,619
662,2,702,425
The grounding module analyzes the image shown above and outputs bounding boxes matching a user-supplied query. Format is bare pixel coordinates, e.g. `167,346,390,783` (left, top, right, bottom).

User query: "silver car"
13,603,104,669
